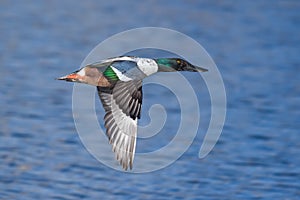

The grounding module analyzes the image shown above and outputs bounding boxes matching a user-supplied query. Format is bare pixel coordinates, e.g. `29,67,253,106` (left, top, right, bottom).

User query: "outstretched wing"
97,80,142,170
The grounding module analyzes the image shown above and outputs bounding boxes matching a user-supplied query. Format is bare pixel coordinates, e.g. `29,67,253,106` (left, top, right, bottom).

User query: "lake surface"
1,1,299,199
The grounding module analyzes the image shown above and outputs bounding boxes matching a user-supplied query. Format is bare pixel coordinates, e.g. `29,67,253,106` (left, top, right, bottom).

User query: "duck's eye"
176,60,181,64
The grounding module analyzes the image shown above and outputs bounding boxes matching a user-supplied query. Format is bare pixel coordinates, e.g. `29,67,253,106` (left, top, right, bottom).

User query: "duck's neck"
155,58,176,72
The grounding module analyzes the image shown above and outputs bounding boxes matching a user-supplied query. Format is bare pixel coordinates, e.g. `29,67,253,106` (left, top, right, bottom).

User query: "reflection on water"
1,1,299,199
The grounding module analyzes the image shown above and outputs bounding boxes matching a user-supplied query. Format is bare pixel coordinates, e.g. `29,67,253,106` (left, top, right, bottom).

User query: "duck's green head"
155,58,208,72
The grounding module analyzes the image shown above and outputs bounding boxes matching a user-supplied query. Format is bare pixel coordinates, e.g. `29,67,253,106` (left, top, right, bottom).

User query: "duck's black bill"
186,65,208,72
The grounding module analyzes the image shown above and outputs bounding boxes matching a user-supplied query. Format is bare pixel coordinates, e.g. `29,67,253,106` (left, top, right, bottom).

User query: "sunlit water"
1,1,299,199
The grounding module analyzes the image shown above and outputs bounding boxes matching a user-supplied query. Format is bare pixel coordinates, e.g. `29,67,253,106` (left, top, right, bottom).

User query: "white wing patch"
111,66,133,81
110,61,147,81
89,56,158,79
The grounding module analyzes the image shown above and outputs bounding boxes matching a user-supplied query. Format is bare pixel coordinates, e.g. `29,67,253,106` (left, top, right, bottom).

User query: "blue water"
1,1,300,199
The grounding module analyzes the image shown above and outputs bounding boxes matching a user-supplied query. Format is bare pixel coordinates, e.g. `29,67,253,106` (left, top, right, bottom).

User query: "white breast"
136,58,158,76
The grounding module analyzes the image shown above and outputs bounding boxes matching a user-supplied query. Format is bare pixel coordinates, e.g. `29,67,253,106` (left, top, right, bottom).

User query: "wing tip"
110,143,134,170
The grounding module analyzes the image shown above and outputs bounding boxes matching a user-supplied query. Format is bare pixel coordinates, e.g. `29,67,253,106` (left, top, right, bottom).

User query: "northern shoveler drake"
57,56,208,170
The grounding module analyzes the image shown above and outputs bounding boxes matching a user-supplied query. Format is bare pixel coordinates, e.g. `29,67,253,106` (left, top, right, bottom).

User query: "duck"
57,56,208,170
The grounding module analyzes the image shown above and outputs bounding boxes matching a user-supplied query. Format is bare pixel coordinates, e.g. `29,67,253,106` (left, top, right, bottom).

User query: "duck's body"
57,56,207,170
